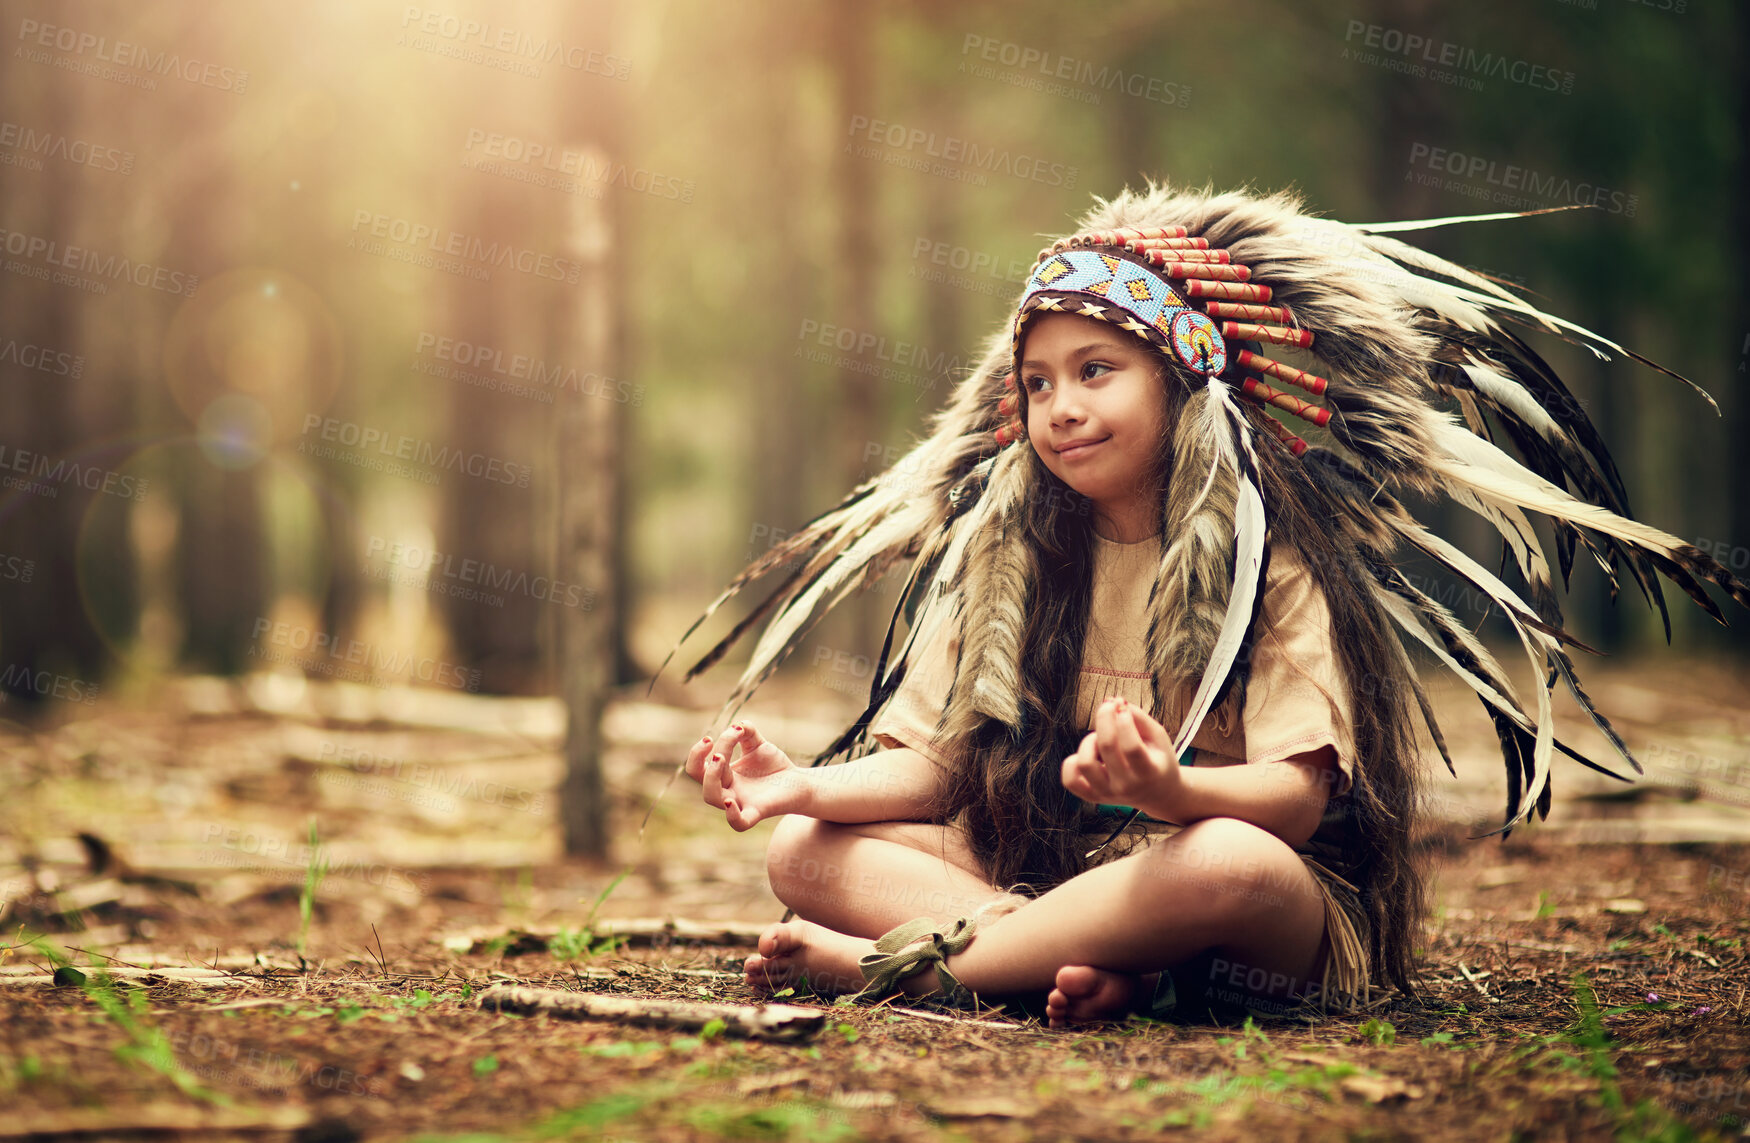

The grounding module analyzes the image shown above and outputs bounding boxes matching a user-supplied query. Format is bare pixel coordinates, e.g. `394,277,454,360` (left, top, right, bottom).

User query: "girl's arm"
795,746,949,824
1063,699,1339,849
689,723,948,830
1146,746,1339,849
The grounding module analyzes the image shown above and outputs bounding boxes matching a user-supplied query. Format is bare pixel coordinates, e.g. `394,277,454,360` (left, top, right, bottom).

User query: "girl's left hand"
1061,697,1183,814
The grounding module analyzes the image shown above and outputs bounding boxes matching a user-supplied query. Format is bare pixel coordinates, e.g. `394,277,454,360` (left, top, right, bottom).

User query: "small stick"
1456,963,1499,1004
476,982,826,1042
885,1005,1024,1029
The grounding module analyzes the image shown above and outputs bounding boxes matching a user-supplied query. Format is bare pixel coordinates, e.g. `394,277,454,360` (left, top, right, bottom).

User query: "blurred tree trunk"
552,1,628,859
828,1,881,656
749,0,809,561
1730,2,1750,657
438,177,544,694
163,83,264,675
0,64,110,695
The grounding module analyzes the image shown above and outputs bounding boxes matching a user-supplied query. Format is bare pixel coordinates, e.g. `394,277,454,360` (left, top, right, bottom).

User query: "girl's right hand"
683,721,808,831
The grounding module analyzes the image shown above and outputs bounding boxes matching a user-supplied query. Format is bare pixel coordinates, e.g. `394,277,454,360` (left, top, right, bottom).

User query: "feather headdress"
653,182,1750,839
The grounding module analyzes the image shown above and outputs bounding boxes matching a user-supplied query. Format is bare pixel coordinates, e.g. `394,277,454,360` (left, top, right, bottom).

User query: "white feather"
1428,420,1705,560
1171,465,1265,757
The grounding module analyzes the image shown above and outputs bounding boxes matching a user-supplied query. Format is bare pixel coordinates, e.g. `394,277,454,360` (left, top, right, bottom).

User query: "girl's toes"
743,951,790,992
1048,965,1142,1025
1054,965,1106,1002
757,920,804,959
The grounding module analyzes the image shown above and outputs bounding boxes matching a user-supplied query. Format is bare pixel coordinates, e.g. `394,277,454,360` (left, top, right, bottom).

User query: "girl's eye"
1082,361,1112,380
1024,374,1053,394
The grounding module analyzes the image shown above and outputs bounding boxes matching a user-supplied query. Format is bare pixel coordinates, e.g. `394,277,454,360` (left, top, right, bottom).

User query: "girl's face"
1019,310,1169,520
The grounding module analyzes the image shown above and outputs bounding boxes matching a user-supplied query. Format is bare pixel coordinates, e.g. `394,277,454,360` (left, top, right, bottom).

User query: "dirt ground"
2,660,1748,1141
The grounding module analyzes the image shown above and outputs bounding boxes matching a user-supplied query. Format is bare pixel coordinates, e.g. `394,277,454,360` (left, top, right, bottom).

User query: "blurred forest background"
0,0,1745,847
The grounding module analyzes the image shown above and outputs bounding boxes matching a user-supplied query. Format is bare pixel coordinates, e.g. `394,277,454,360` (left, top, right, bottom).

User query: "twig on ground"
475,981,826,1042
1457,963,1500,1004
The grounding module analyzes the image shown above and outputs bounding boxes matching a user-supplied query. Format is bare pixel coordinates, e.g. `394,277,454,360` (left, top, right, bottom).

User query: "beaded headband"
996,225,1329,454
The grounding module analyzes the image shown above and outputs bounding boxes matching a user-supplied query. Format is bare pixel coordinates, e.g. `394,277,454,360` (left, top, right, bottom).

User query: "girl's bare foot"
1045,965,1162,1028
743,919,874,997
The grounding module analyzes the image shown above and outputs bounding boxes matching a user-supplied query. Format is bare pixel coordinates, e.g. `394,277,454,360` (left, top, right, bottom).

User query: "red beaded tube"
1236,349,1329,396
1222,322,1315,349
1241,377,1331,427
1204,301,1294,323
1182,280,1274,302
1108,226,1188,240
1260,413,1309,457
1128,236,1209,250
1150,259,1252,282
1131,246,1229,263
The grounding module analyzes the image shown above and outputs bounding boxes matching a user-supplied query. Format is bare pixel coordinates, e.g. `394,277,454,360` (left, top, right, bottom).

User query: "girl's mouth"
1057,436,1110,458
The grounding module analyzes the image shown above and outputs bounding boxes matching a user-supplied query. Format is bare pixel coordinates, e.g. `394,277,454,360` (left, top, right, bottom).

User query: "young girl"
669,183,1748,1025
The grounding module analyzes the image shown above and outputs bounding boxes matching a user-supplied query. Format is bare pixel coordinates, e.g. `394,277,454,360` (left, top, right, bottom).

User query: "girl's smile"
1019,310,1169,542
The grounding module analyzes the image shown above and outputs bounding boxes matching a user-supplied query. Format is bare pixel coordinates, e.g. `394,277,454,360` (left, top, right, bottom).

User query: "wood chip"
736,1067,812,1095
476,982,826,1042
0,1104,312,1138
0,966,259,988
1603,899,1647,915
927,1095,1039,1118
1339,1073,1424,1103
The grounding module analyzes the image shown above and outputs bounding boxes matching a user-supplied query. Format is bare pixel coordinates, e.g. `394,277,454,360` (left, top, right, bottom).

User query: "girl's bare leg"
762,814,1014,939
748,815,1328,1025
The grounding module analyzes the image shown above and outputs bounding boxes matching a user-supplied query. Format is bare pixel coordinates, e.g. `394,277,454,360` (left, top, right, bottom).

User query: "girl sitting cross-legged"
668,183,1750,1026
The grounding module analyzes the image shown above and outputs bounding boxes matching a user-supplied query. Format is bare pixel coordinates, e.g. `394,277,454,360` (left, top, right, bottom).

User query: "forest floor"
1,655,1748,1141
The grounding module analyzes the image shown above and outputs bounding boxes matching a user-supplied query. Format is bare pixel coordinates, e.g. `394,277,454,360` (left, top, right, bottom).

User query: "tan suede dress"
867,532,1372,1017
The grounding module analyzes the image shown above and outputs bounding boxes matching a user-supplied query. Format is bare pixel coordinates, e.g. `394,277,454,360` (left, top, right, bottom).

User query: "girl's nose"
1051,390,1086,426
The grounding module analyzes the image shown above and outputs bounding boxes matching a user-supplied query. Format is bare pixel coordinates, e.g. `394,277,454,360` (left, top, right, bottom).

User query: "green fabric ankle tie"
848,915,979,1007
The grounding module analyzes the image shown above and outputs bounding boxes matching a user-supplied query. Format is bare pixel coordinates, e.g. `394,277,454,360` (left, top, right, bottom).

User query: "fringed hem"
1295,854,1372,1016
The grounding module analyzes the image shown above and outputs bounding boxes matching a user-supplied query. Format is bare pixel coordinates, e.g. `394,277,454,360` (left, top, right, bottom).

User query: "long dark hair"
925,336,1429,994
